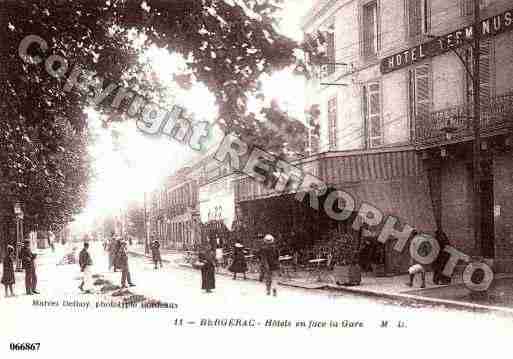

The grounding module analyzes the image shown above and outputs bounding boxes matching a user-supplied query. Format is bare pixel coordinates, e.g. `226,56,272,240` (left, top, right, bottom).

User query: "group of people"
1,240,39,297
104,235,136,289
198,233,280,296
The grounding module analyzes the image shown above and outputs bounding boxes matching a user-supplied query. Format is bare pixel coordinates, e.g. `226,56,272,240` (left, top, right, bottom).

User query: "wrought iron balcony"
415,92,513,146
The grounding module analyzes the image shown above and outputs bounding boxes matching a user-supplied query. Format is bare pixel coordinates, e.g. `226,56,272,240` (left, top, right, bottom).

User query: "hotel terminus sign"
381,8,513,74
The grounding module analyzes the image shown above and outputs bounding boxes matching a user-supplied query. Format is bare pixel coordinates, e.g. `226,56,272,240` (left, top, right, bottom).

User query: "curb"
130,250,513,316
323,284,513,316
128,250,173,263
178,263,263,281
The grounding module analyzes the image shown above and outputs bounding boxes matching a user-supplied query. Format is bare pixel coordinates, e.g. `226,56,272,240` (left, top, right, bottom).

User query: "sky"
70,1,313,235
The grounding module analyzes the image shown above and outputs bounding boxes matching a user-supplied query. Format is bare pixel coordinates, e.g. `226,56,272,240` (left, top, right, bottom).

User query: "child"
2,245,16,297
407,263,426,288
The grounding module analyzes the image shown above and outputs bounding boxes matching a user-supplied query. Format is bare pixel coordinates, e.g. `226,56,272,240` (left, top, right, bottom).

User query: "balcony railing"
416,92,513,145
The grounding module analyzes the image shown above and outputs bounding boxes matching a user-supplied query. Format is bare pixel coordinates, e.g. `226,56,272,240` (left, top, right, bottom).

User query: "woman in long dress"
199,244,216,293
228,243,248,280
1,245,16,297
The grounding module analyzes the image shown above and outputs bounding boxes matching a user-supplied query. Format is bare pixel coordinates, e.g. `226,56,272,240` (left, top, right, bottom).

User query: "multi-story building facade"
298,0,513,272
148,151,232,250
149,166,200,249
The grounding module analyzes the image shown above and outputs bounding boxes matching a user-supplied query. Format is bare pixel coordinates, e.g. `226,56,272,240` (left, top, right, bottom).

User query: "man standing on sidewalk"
260,234,280,297
151,239,163,270
117,242,135,288
20,240,39,295
78,242,93,293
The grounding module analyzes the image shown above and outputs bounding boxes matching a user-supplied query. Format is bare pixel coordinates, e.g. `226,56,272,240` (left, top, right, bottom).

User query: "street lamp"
13,202,24,272
144,191,149,255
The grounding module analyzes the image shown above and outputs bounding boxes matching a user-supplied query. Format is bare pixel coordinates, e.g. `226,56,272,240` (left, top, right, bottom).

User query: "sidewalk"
127,246,513,315
128,244,184,264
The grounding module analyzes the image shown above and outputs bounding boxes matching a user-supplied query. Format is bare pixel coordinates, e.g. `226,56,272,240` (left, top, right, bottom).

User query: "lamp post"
144,191,149,255
471,0,483,256
13,202,24,272
166,217,171,248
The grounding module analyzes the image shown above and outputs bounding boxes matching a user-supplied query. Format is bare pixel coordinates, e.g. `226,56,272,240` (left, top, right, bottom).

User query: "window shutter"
363,2,377,57
409,0,422,38
362,85,369,148
461,0,487,16
408,69,416,139
327,27,335,75
479,38,492,107
367,82,382,147
414,64,431,136
466,39,492,107
461,0,474,16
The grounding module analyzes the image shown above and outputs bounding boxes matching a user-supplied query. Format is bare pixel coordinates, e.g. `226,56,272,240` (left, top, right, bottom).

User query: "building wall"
493,151,513,272
432,54,467,111
440,159,476,256
304,0,416,153
302,0,513,268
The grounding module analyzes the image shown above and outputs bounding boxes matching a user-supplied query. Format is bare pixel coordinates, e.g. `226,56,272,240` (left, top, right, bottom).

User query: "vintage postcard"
1,0,513,357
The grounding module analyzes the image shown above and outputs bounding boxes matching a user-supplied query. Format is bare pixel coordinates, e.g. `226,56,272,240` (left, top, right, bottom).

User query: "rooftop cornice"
301,0,339,31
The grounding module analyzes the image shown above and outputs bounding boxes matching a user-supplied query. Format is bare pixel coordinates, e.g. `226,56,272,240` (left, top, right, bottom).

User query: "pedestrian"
113,236,122,271
215,245,224,270
1,245,16,297
20,240,39,295
107,237,117,271
260,234,280,297
255,233,265,282
407,263,426,288
117,242,135,288
228,243,248,280
433,229,451,285
48,232,55,252
151,239,163,269
78,242,93,293
198,243,216,293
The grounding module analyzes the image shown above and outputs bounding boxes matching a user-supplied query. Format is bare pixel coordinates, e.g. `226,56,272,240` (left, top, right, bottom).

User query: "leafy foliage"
1,0,311,231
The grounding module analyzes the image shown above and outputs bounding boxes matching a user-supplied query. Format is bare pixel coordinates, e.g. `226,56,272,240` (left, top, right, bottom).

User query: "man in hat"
117,241,135,288
20,240,39,295
407,263,426,288
151,239,163,270
260,234,280,296
107,232,117,271
78,242,93,293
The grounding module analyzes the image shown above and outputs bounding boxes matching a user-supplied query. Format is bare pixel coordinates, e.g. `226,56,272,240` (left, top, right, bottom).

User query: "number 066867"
10,343,40,351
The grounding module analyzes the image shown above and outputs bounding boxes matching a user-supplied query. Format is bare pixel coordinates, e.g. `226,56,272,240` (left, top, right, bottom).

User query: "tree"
1,0,312,231
126,201,145,240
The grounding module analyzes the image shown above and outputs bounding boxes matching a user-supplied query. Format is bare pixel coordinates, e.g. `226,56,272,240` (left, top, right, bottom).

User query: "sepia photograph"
1,0,513,357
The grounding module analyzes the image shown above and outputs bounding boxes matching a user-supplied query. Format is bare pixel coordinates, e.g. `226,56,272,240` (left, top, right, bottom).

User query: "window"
408,0,430,38
408,63,431,139
363,1,379,58
363,82,383,147
461,0,486,16
327,96,338,150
